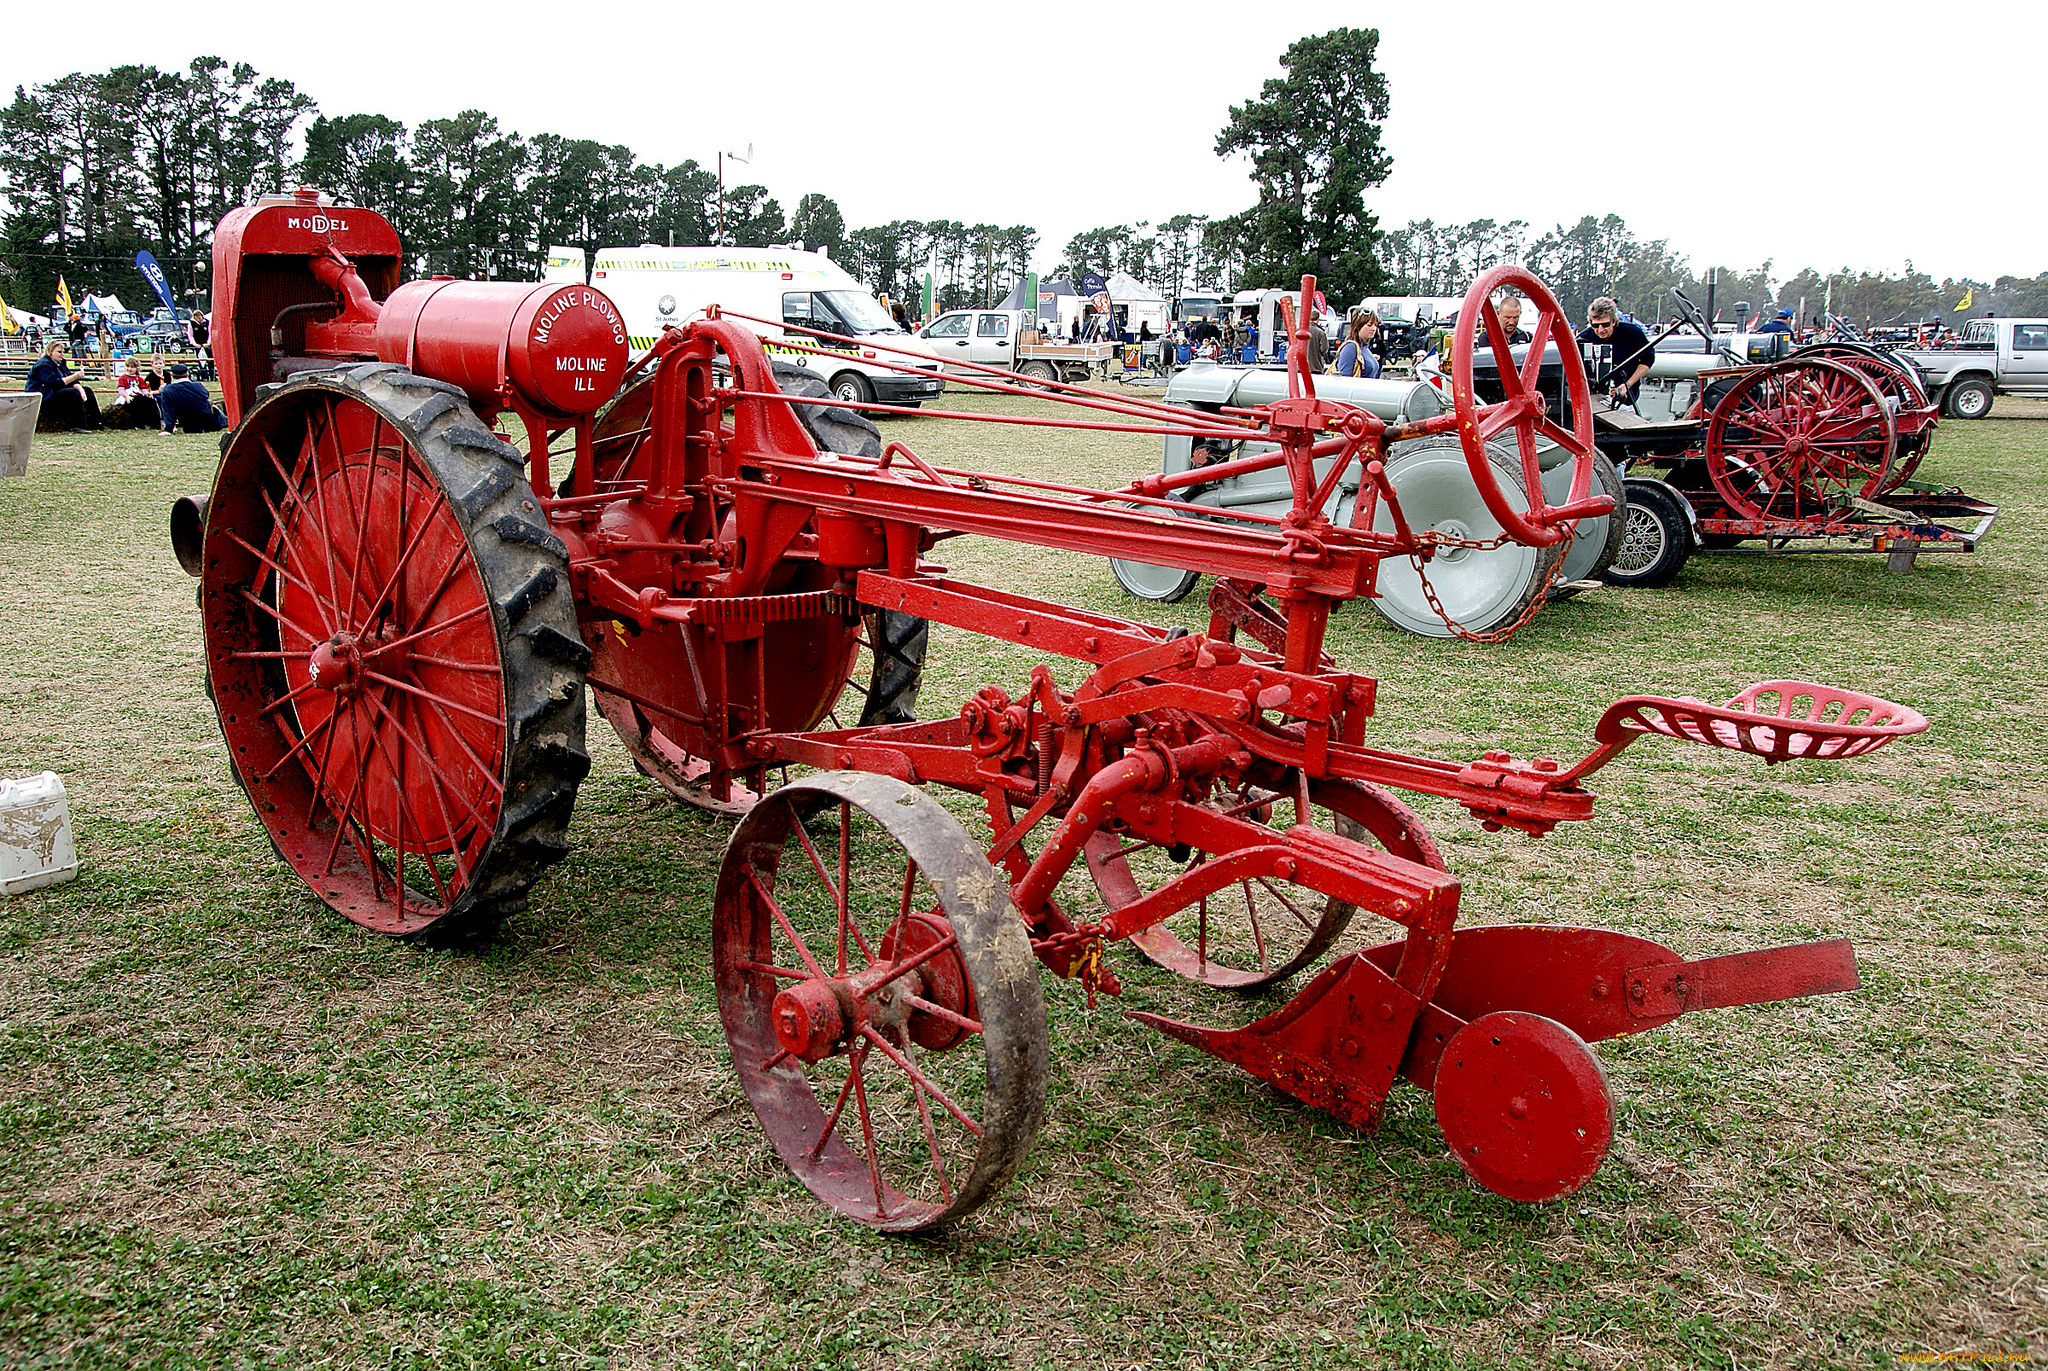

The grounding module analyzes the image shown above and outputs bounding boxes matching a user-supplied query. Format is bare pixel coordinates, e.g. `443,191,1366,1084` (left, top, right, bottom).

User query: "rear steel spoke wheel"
1800,344,1937,490
714,773,1047,1230
199,364,588,939
1706,358,1894,522
578,369,924,813
1084,773,1447,991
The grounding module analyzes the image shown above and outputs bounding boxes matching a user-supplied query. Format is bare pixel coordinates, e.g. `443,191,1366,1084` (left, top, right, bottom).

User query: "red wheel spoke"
899,993,983,1036
416,693,508,799
356,488,451,638
859,1025,982,1139
229,648,314,660
1534,415,1587,456
258,673,327,719
408,651,499,672
259,707,339,781
866,930,961,994
1476,401,1519,442
787,804,854,973
839,802,865,964
810,1054,861,1161
225,527,336,630
889,853,920,953
847,1043,890,1218
738,960,811,980
1520,311,1554,396
401,540,476,638
1242,881,1269,972
238,581,329,648
364,670,502,727
317,400,383,630
897,1023,953,1206
1479,300,1524,401
1254,876,1317,933
746,866,828,979
357,689,495,842
371,602,493,658
262,431,361,623
322,708,381,891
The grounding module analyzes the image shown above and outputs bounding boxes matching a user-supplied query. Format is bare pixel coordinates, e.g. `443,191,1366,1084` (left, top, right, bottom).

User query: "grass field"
1,385,2043,1370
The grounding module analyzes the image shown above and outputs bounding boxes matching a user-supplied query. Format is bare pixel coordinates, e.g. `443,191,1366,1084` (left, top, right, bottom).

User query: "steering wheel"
1449,265,1604,549
1671,287,1714,341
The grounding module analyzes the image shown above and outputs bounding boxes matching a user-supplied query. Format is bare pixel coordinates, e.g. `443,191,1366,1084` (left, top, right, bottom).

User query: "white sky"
9,0,2044,285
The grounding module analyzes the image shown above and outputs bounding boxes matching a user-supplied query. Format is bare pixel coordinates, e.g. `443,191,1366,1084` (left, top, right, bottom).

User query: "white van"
590,246,945,408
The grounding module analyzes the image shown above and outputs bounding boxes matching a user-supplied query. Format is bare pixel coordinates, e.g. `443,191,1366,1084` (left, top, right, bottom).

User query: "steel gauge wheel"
714,773,1048,1230
1083,773,1447,992
198,364,588,939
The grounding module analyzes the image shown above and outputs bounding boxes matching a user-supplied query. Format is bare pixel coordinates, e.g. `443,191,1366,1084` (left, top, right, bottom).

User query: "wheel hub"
1434,519,1473,564
770,948,945,1064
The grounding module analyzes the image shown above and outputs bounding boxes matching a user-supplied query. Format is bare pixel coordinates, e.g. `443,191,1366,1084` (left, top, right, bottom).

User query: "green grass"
0,388,2043,1369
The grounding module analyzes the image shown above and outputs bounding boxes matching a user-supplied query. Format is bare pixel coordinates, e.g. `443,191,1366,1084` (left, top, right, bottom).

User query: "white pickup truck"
919,308,1116,387
1893,317,2048,419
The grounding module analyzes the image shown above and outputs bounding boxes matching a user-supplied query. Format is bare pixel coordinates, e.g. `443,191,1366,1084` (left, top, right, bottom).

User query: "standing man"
1482,295,1531,358
1577,296,1654,408
1755,307,1794,336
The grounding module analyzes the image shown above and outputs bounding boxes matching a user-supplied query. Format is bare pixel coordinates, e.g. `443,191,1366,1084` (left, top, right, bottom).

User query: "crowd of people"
24,339,225,435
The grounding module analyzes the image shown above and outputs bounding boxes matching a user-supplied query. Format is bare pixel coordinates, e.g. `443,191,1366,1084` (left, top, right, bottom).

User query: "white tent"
1105,272,1168,336
84,292,128,317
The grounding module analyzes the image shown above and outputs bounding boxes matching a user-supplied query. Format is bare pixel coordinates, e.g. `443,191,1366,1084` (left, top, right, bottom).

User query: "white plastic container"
0,772,78,896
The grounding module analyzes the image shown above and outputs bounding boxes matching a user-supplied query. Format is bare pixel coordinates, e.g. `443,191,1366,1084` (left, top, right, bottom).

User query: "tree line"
0,59,1041,318
5,40,2039,332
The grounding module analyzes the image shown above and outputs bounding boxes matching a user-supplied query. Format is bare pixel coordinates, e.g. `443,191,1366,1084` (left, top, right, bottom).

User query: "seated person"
1333,310,1381,378
1577,297,1654,407
157,364,228,434
25,339,102,431
106,356,162,429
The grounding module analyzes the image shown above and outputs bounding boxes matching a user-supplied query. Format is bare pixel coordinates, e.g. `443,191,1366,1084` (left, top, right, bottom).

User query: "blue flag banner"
1078,271,1120,342
135,250,177,314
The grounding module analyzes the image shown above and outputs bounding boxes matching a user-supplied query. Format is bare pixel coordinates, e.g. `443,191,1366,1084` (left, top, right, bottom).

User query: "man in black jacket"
1577,296,1654,407
156,364,227,434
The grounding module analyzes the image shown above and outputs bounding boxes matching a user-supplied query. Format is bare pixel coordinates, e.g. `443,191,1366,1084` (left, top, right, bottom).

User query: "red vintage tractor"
174,189,1925,1229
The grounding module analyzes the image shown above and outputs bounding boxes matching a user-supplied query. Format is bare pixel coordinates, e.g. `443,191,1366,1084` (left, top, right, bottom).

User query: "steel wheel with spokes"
1705,358,1895,521
198,364,588,939
714,772,1047,1230
1083,772,1447,991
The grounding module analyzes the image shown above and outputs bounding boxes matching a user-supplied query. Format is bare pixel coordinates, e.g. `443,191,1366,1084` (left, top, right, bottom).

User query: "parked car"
918,308,1115,386
1893,317,2048,418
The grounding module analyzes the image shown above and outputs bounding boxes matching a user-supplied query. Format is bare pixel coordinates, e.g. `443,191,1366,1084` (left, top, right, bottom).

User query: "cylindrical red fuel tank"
374,279,630,416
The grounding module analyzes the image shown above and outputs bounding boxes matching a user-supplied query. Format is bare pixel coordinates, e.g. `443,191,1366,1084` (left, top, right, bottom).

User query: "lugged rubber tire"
199,362,589,942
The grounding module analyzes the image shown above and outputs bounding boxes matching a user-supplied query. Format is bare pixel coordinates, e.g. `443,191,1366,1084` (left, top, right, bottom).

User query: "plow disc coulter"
177,197,1927,1229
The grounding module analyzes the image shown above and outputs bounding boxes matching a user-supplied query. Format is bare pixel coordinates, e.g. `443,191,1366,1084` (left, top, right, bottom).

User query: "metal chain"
1031,922,1119,1006
1408,520,1581,645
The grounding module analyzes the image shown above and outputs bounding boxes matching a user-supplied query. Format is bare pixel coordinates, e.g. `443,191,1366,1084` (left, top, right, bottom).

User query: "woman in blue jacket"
25,340,102,431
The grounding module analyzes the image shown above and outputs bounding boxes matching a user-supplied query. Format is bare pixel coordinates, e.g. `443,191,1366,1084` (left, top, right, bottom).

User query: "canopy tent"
1104,271,1164,303
996,277,1077,326
84,293,128,317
